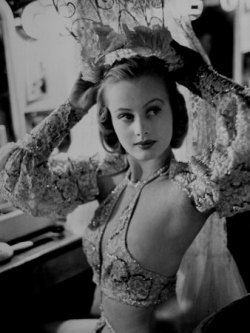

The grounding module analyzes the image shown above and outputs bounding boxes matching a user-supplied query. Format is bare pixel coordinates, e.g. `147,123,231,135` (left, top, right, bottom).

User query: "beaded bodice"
83,166,177,307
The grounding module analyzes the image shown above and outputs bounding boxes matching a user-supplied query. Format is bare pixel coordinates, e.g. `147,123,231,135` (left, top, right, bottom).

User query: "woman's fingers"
69,74,97,111
79,85,98,112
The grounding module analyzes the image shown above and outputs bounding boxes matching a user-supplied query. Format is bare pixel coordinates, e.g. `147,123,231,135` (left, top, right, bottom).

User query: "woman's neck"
127,149,172,183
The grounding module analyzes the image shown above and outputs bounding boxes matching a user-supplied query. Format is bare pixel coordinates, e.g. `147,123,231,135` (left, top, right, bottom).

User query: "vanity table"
0,228,88,292
0,220,95,332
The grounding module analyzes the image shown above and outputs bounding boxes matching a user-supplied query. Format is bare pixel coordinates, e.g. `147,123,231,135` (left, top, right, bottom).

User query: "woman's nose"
134,118,149,137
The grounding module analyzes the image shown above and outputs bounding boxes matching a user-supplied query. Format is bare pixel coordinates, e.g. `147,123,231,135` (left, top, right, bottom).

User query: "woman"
1,25,250,333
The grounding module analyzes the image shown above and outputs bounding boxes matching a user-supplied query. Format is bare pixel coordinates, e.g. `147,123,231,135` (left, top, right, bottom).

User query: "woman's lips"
134,140,156,150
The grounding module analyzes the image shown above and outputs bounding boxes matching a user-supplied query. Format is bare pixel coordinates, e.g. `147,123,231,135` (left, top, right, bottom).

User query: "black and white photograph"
0,1,250,332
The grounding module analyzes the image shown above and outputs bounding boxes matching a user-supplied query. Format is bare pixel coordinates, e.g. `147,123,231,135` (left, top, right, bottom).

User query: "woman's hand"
69,74,98,113
168,39,207,86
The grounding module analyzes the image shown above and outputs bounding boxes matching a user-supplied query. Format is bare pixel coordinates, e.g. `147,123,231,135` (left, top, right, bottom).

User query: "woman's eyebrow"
114,107,133,113
113,98,165,113
143,98,164,107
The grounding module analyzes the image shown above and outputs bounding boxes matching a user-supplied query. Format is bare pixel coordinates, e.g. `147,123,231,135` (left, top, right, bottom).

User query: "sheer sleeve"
172,66,250,218
0,100,100,218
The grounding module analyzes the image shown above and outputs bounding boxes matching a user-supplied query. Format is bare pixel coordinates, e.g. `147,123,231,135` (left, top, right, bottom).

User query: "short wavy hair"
96,56,188,154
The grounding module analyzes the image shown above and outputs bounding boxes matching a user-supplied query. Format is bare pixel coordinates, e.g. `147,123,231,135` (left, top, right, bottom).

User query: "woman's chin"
128,146,170,162
128,151,163,162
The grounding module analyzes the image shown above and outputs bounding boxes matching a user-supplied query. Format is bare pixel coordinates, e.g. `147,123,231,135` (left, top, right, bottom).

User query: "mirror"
0,0,78,142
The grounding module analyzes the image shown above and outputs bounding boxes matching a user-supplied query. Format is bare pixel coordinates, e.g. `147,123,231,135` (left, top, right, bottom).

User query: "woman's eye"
118,113,134,121
147,107,161,117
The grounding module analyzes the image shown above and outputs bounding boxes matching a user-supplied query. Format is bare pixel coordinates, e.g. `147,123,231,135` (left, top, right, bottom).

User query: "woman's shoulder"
147,164,196,223
160,167,197,214
151,170,207,250
169,157,216,216
167,158,192,204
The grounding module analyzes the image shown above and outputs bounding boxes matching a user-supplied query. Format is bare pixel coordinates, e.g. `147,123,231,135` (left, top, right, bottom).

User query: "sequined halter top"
82,163,177,308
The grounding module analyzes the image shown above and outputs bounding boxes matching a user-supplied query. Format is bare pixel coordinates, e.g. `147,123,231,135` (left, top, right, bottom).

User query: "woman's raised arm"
169,41,250,218
0,79,100,218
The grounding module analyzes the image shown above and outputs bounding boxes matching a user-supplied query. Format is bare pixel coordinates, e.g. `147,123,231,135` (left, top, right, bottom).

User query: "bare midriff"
101,296,156,333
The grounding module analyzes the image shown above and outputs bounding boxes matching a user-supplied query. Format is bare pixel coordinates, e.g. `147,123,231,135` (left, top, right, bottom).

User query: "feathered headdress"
53,0,207,82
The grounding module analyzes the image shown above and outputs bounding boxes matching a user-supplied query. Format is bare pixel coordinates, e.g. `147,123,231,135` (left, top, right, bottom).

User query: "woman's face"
104,75,173,162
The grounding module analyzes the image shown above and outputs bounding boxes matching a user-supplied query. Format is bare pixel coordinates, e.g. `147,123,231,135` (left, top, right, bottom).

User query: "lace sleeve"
172,67,250,218
97,153,128,176
192,65,248,105
0,100,99,218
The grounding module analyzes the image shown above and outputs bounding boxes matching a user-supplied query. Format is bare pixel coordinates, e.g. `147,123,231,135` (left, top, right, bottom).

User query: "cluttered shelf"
0,227,84,269
0,226,89,291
